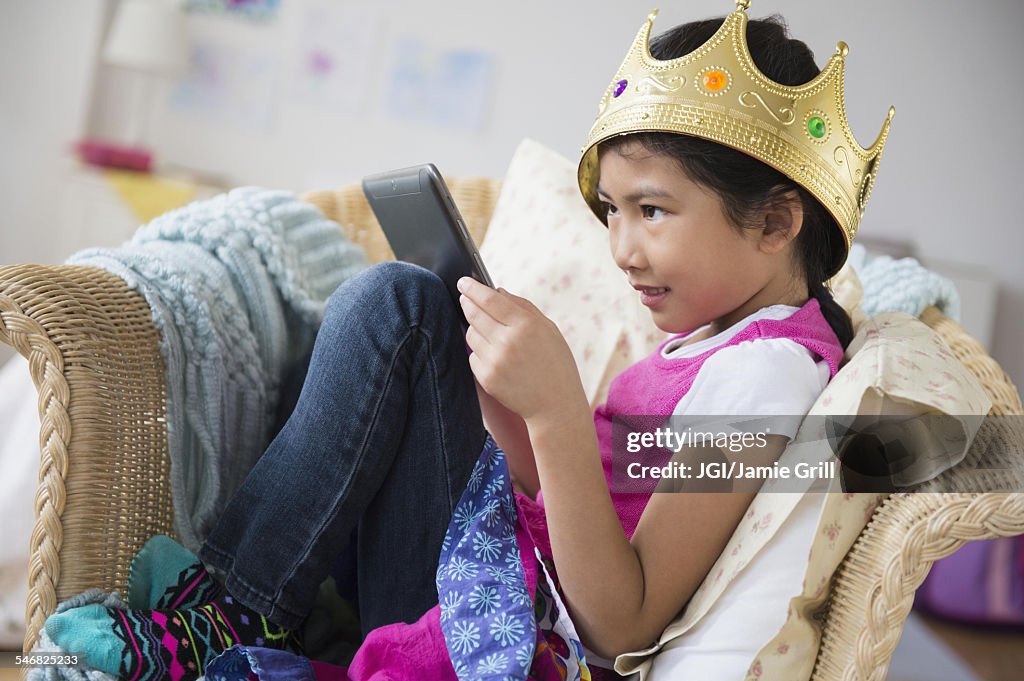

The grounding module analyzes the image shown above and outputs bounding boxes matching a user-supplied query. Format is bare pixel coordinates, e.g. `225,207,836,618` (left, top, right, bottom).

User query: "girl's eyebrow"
596,183,674,203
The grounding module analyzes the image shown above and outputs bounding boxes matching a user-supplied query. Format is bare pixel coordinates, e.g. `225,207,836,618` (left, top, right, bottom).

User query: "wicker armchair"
1,177,1022,681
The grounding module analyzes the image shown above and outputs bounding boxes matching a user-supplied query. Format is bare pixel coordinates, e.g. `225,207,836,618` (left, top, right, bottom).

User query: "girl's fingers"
466,349,490,388
459,294,504,344
463,322,492,355
458,278,522,326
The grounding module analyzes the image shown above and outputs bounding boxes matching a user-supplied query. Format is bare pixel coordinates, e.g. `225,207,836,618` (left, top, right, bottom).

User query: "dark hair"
600,15,854,349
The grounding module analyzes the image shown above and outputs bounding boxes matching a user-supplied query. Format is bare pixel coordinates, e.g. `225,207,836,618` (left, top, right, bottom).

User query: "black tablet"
362,163,494,324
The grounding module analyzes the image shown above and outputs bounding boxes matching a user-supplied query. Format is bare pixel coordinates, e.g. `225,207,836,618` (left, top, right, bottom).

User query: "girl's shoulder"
670,337,832,438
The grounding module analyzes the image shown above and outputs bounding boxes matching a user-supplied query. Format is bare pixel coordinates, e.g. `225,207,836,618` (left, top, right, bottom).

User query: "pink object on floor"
75,138,152,172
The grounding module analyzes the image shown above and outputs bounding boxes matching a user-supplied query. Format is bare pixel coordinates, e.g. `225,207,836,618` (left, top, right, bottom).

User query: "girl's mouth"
639,287,670,306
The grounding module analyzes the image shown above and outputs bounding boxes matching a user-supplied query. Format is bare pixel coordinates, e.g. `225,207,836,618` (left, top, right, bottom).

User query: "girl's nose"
610,221,647,272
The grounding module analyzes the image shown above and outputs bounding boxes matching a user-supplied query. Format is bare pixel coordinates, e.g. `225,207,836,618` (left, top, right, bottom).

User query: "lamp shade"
102,0,188,76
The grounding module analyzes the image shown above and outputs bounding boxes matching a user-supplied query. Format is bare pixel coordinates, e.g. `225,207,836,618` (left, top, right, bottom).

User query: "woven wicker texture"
809,306,1024,681
0,264,173,655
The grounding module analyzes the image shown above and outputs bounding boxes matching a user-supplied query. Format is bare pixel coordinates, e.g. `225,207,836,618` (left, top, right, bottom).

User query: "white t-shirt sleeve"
669,338,831,440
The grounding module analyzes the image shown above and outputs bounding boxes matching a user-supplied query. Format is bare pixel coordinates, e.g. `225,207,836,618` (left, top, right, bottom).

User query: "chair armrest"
0,264,175,654
811,492,1024,681
811,305,1024,681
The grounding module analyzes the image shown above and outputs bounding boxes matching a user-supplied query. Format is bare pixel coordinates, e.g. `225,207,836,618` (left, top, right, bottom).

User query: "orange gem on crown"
703,70,728,91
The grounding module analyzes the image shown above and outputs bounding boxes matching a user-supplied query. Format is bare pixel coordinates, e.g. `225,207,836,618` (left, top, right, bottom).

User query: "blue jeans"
198,261,486,635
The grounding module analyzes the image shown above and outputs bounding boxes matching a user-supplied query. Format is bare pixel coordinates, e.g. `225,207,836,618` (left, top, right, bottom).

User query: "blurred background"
1,2,1023,678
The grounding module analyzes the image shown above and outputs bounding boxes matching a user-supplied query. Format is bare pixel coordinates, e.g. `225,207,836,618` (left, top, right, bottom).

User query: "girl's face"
596,141,800,336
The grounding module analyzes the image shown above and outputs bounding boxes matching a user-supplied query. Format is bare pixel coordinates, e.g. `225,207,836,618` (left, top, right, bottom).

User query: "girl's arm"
473,376,541,498
526,400,785,659
455,278,767,657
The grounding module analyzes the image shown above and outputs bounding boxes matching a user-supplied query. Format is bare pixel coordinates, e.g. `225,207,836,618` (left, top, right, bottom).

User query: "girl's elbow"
585,574,668,658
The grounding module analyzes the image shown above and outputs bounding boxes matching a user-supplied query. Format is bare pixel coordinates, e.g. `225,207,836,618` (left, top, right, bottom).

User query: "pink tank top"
513,297,844,567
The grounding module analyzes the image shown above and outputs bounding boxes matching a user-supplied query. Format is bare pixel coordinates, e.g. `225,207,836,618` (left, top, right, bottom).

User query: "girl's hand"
457,276,587,425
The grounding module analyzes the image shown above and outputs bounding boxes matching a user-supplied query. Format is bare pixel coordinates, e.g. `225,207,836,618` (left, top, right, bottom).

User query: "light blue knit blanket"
847,243,961,322
65,187,370,555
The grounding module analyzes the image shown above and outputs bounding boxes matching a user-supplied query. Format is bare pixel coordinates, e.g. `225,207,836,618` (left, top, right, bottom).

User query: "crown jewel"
578,2,895,277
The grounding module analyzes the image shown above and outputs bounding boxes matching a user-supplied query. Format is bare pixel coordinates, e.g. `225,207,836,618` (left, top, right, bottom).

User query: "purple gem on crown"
613,79,628,97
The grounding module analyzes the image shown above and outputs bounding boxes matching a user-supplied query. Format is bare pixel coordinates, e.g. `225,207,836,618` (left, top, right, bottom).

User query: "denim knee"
323,260,457,334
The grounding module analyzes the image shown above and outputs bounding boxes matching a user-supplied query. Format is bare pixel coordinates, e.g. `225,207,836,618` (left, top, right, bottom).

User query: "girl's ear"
760,189,804,254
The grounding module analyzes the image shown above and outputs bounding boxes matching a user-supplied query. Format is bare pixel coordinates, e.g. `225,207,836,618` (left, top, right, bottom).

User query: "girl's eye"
601,201,619,217
642,205,665,219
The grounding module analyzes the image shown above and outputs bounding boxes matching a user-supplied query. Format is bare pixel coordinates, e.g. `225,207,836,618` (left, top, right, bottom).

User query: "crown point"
888,105,896,120
836,41,849,57
735,0,751,11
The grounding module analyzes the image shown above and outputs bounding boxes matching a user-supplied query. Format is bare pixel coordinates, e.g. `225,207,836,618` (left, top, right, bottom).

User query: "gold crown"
578,0,895,277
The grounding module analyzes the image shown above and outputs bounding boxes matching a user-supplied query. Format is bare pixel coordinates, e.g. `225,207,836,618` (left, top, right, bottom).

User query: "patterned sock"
127,534,225,610
45,589,303,681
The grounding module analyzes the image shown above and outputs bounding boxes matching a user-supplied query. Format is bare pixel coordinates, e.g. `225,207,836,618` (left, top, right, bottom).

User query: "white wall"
0,0,108,367
2,0,1023,388
0,1,107,263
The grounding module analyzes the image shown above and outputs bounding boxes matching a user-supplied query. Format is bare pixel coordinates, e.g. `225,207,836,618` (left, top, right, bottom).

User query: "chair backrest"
301,176,503,266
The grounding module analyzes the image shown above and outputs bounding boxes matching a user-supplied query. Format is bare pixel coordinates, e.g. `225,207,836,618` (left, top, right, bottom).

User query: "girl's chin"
648,309,708,336
649,315,693,336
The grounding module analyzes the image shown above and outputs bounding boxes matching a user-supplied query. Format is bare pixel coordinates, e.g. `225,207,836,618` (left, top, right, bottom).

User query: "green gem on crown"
808,115,827,139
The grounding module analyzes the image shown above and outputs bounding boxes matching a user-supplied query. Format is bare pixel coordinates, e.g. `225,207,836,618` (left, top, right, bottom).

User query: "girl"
47,3,888,680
